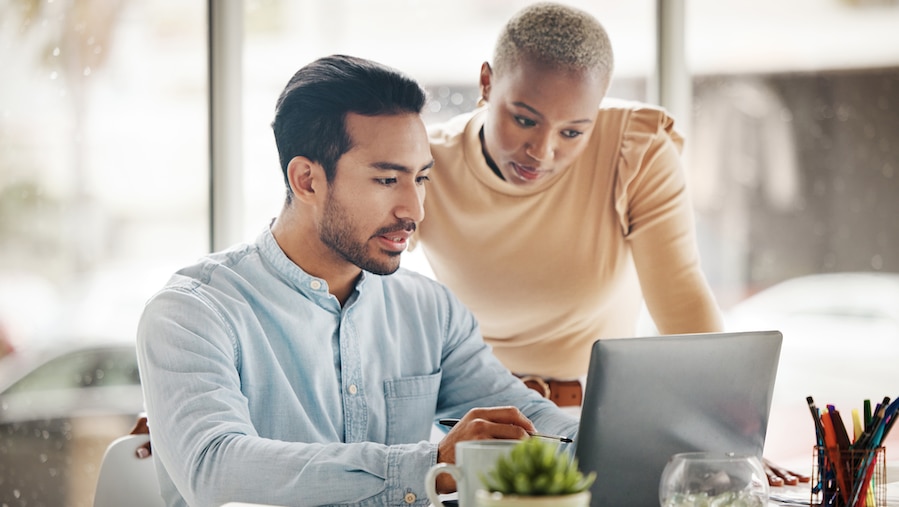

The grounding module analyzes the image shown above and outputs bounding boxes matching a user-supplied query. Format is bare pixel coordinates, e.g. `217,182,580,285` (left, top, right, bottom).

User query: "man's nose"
395,182,425,223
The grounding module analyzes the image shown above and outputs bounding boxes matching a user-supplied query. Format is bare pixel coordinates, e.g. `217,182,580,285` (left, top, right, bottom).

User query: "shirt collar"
255,225,371,308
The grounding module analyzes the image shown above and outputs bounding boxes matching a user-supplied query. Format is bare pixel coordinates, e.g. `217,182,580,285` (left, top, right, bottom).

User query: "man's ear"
286,156,324,205
479,62,493,103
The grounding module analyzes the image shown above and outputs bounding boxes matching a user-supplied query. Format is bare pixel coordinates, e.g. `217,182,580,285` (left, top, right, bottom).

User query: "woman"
415,2,723,405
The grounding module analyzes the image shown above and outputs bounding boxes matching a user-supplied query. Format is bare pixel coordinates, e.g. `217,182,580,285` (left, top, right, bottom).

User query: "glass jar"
659,452,769,507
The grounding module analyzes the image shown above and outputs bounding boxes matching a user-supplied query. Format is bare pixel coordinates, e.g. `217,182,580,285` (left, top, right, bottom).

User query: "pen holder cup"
811,445,886,507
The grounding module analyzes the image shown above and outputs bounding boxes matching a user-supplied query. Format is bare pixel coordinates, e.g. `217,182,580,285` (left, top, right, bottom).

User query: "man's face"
319,112,433,275
480,58,606,185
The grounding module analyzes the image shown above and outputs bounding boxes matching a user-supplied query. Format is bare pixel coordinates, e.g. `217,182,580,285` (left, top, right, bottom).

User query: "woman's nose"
525,132,554,161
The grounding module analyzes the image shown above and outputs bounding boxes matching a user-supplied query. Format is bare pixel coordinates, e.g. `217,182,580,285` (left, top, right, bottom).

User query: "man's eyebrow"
371,160,435,173
512,101,594,125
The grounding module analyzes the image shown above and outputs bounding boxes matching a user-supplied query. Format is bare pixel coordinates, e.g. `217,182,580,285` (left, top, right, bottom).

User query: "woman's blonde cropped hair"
492,2,614,79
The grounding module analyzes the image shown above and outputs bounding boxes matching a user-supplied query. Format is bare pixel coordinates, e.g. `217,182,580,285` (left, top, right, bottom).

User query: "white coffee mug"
425,440,518,507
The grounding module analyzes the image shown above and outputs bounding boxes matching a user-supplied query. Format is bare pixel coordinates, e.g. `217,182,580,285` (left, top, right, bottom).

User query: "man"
136,55,577,507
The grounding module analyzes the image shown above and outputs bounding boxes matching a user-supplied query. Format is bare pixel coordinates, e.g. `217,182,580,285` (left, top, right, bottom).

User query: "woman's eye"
561,129,583,139
515,116,536,127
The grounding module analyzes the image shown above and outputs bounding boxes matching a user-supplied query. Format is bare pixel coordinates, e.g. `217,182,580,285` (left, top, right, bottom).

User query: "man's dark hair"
272,55,428,202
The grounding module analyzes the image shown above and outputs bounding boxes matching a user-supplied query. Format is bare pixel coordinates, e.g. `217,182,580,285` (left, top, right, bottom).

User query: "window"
0,0,208,352
686,0,899,307
0,1,206,505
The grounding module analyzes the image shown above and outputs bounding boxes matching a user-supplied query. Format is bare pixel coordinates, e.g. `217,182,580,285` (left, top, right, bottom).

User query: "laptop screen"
574,331,782,507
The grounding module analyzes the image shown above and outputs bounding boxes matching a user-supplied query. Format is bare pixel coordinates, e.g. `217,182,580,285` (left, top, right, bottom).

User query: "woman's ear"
479,62,493,103
286,156,322,205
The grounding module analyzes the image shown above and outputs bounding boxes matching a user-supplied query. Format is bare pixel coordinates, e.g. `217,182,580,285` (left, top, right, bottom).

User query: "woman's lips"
511,162,549,181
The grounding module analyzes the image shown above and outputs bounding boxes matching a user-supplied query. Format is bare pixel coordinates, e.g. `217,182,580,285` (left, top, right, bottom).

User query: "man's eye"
375,178,397,185
416,175,431,184
561,129,583,139
515,116,536,127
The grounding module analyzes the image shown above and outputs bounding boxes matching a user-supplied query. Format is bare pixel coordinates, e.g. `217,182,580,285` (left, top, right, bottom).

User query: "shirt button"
310,280,322,290
348,384,357,395
404,492,416,504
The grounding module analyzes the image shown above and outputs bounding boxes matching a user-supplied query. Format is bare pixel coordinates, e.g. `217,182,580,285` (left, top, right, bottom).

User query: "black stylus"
437,418,573,443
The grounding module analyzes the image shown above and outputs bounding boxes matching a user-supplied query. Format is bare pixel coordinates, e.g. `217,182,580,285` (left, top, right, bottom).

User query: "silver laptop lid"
575,331,782,507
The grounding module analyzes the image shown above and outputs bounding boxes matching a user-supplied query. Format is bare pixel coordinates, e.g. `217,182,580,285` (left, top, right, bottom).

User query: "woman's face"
479,58,606,186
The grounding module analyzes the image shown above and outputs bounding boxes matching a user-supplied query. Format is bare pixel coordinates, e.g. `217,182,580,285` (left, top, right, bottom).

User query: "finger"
462,406,536,433
764,466,784,487
135,441,152,459
764,459,801,486
786,468,811,483
129,415,150,435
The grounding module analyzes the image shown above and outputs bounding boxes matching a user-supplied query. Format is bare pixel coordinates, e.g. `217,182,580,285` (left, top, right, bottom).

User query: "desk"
757,459,899,506
218,485,899,507
219,463,899,506
775,480,899,506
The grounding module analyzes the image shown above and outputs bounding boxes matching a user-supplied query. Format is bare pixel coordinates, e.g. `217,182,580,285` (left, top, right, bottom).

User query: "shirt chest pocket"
383,371,442,445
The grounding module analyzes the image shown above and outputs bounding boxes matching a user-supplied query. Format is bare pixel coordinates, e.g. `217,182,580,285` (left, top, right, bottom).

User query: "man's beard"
319,194,415,276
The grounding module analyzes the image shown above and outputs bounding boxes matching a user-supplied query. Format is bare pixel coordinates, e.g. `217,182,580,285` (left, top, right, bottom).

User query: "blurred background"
1,0,897,504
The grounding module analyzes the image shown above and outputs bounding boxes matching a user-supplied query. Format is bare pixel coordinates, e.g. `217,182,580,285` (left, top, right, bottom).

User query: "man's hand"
130,415,152,459
434,406,535,494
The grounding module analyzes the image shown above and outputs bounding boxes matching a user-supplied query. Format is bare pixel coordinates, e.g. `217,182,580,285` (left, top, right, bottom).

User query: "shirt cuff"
386,442,438,506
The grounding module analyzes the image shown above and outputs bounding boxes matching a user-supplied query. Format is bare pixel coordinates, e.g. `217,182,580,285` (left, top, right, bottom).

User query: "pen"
846,397,897,507
854,397,889,450
827,405,852,451
820,408,851,504
806,397,825,445
437,418,573,443
851,409,862,443
806,397,827,495
863,399,872,433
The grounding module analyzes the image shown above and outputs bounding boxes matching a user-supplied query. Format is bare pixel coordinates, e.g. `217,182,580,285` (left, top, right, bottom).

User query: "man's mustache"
375,220,416,236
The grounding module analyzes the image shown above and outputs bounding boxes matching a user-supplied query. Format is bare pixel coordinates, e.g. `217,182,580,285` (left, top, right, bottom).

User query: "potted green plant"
476,437,596,507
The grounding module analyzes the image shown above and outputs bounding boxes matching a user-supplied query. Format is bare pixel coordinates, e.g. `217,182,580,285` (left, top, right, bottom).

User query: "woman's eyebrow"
511,101,593,124
512,101,543,119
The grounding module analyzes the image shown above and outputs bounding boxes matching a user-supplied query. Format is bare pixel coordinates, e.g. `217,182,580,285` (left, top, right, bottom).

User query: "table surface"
218,463,899,507
766,478,899,506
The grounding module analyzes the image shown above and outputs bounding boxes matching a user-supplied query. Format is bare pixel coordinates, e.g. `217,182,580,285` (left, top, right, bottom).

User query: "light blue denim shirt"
136,227,578,507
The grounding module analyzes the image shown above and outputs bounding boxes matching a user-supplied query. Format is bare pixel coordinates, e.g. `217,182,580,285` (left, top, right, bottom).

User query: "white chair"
94,434,165,507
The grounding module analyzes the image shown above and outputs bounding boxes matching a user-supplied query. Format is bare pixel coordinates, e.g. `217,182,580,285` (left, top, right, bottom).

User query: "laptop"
574,330,783,507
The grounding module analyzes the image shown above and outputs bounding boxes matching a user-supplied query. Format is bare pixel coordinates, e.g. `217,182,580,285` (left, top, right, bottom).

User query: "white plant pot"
474,490,591,507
